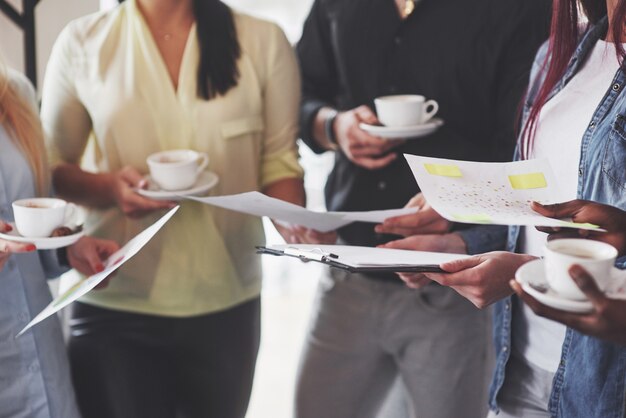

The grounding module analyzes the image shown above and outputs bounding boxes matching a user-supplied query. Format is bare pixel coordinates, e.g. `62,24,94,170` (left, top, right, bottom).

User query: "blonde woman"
0,66,119,418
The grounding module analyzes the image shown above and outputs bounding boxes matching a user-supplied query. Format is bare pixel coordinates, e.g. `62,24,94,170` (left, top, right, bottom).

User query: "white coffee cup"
12,198,77,238
147,149,209,191
544,239,618,300
374,95,439,127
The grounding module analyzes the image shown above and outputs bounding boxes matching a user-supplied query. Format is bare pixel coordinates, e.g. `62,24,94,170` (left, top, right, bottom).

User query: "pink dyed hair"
521,0,626,159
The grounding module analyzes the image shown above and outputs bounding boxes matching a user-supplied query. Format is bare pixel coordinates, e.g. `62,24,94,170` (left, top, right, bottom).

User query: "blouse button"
378,181,387,190
612,83,621,92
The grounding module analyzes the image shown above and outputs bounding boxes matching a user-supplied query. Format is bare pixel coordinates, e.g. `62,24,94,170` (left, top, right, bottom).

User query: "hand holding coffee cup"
374,95,439,127
12,198,78,238
544,239,619,300
147,150,209,191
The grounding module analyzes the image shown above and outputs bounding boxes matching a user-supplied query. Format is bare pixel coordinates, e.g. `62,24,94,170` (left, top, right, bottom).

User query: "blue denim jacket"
490,17,626,417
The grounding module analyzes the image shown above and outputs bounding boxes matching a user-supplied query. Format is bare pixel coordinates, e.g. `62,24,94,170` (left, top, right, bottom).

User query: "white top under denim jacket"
490,17,626,418
0,70,80,418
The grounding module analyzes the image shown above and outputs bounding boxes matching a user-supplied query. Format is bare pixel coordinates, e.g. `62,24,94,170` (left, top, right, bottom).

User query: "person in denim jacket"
400,1,626,417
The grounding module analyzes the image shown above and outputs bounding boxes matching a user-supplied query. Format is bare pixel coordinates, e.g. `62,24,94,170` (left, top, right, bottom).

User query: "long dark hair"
521,0,626,158
121,0,241,100
193,0,241,100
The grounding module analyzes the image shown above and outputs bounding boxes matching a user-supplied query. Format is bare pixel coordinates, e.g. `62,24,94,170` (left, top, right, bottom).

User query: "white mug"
544,239,618,300
147,149,209,191
374,94,439,127
12,198,77,238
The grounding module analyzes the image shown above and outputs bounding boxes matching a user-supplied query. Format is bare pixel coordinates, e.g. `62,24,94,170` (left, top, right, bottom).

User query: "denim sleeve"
454,225,508,255
38,249,70,280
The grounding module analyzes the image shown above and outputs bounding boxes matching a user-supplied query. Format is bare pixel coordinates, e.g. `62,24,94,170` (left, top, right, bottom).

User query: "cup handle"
64,203,78,226
196,153,209,175
422,100,439,123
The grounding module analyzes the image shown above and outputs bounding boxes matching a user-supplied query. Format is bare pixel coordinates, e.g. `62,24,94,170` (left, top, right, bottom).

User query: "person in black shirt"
294,0,551,417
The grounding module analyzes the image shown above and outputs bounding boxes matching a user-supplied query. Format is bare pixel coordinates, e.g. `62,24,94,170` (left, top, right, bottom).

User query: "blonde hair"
0,64,48,195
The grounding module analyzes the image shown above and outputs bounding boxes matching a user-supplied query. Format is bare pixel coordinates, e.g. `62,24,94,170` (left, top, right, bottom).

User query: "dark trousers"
68,298,261,418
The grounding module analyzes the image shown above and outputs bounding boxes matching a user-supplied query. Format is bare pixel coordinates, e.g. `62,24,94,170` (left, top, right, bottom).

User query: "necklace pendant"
164,34,172,41
404,0,414,17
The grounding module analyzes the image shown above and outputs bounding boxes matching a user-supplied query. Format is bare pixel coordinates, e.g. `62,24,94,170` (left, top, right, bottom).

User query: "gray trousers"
486,350,553,418
295,268,493,418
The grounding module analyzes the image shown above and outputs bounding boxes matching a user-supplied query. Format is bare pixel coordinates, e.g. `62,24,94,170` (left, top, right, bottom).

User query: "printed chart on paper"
404,154,600,230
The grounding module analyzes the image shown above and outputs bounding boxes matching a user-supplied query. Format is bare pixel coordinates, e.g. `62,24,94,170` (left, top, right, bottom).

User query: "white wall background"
0,0,99,89
0,0,311,91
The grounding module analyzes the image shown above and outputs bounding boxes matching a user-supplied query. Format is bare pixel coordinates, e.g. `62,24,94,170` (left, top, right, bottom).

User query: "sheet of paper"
186,192,417,232
268,244,468,267
17,206,180,337
404,154,601,230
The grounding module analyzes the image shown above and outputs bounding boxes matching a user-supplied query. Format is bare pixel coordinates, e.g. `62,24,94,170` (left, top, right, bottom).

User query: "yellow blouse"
41,0,303,316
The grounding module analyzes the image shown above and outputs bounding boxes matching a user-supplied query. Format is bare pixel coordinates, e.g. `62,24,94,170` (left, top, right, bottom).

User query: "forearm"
262,177,305,207
53,163,116,209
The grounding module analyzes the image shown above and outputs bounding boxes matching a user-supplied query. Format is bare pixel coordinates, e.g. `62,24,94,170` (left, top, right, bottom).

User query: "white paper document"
404,154,601,230
186,192,417,232
262,244,468,272
17,206,180,337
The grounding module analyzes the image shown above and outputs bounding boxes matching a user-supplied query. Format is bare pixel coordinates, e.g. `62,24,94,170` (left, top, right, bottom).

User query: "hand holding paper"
404,154,602,230
186,192,418,232
17,206,180,337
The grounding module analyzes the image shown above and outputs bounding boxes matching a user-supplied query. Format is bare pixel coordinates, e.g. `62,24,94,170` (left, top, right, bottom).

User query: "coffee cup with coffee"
12,198,77,238
544,239,618,300
146,149,209,191
374,95,439,127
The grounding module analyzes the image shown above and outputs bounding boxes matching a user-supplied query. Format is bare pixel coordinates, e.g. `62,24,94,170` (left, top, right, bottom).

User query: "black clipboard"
256,246,444,273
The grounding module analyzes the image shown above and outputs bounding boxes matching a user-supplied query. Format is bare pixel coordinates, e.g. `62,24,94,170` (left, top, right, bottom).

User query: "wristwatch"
324,109,339,145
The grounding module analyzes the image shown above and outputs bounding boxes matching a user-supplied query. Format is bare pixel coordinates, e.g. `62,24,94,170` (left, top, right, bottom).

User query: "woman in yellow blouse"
40,0,304,416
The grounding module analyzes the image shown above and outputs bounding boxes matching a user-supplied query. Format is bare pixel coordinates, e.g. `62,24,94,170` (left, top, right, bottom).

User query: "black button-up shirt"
297,0,551,247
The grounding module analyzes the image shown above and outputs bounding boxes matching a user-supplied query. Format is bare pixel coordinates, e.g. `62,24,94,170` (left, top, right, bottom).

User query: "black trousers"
68,298,261,418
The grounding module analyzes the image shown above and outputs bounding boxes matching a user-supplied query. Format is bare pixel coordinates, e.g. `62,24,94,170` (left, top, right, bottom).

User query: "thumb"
83,243,106,274
569,264,606,306
405,193,426,209
355,105,378,124
98,239,121,259
531,200,584,219
440,255,483,273
120,167,146,188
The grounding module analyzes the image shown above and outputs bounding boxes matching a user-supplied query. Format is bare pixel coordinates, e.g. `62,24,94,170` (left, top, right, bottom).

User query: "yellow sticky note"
557,221,601,230
424,163,463,177
453,214,492,223
508,172,547,190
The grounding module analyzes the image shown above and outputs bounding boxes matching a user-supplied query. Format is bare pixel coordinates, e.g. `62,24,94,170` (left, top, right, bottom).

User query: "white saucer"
136,171,219,201
515,259,626,313
0,222,84,250
359,118,444,139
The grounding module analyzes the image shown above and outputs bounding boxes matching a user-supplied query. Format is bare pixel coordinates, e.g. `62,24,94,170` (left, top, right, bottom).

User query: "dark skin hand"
512,264,626,347
532,200,626,254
